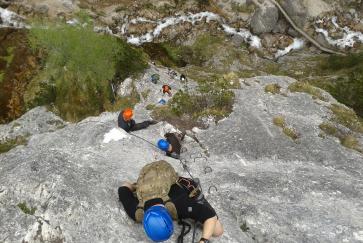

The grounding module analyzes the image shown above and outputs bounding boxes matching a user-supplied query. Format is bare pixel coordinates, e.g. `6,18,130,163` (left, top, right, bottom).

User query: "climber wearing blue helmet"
157,139,170,152
143,205,173,242
157,132,185,159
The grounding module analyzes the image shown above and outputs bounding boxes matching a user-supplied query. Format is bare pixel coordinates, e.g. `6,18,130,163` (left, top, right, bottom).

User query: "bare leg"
213,219,224,237
122,181,136,192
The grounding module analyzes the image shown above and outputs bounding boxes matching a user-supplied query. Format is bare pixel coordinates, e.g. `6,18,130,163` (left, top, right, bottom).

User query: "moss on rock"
288,82,328,101
265,83,281,94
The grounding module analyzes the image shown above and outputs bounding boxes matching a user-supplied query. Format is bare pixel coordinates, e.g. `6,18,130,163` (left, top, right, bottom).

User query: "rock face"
1,75,363,242
278,0,308,28
251,3,279,34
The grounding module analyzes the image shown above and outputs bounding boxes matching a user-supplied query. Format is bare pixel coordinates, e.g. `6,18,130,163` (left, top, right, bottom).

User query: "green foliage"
288,82,327,101
190,34,224,66
196,0,210,7
318,52,363,117
265,83,281,94
146,104,156,111
0,72,4,84
169,75,234,120
0,136,28,154
273,116,300,140
231,3,255,13
143,34,224,68
283,126,299,140
17,202,36,215
28,15,147,121
0,47,15,68
240,222,250,232
329,104,363,133
105,84,140,112
319,121,363,154
273,116,286,128
319,122,338,136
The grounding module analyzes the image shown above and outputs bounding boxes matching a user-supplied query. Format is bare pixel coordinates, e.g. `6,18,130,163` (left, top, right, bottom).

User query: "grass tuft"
283,126,300,140
319,122,363,153
273,116,300,140
265,83,281,94
0,136,28,154
273,116,286,128
329,104,363,133
146,104,156,111
288,82,328,101
17,202,36,215
240,222,250,232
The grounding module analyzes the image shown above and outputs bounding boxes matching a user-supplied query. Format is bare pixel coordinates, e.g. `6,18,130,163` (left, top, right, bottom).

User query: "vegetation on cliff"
27,13,147,121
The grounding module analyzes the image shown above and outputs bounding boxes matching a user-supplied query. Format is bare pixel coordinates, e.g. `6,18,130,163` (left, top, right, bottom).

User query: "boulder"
251,4,279,34
279,0,308,28
302,0,333,18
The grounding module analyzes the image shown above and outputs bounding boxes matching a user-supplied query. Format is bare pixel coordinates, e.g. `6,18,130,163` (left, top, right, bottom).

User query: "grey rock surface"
278,0,308,28
0,75,363,243
197,76,363,243
251,4,279,34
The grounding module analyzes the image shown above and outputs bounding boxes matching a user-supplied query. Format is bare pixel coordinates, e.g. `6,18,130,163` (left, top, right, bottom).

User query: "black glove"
148,120,159,125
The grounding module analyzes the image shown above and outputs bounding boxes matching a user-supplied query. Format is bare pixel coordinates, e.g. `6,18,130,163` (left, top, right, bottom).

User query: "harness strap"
177,220,191,243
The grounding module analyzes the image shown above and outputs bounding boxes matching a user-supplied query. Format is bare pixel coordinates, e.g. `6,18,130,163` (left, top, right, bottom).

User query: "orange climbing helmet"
122,108,133,121
162,85,171,93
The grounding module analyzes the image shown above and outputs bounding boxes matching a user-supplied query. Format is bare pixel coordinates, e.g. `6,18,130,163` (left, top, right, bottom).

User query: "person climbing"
118,108,158,133
151,74,160,84
158,132,185,159
118,160,223,243
162,84,172,97
180,74,187,82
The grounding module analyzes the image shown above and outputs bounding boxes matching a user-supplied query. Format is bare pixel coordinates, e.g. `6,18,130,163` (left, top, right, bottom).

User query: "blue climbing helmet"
157,139,170,152
143,205,174,242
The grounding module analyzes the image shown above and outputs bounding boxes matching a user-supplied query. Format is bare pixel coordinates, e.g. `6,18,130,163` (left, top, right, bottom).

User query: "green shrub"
329,104,363,133
0,72,4,83
146,104,156,110
288,82,327,101
319,121,363,153
319,52,363,117
273,116,286,128
240,222,250,232
273,116,300,140
169,74,235,121
17,202,36,215
265,83,281,94
28,15,147,122
0,136,28,154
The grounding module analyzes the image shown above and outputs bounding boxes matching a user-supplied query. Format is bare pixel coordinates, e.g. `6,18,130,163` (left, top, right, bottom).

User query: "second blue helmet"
157,139,170,152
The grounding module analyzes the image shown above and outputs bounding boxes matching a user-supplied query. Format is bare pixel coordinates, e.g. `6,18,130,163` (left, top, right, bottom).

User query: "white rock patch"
315,16,363,48
124,12,261,48
103,128,129,143
0,7,25,28
275,38,304,58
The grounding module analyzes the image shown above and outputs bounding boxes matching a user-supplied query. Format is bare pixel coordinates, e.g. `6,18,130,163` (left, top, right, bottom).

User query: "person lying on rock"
118,160,223,243
157,132,185,159
118,108,158,133
162,84,172,97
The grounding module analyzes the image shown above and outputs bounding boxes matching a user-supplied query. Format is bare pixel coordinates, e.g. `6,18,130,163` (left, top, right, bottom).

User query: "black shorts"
118,186,138,221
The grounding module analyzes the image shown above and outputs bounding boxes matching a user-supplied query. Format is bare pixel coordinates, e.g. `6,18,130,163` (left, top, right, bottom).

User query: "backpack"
135,160,179,222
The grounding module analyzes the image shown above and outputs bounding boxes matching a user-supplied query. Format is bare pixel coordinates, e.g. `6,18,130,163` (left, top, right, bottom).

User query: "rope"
192,220,197,243
129,133,159,149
